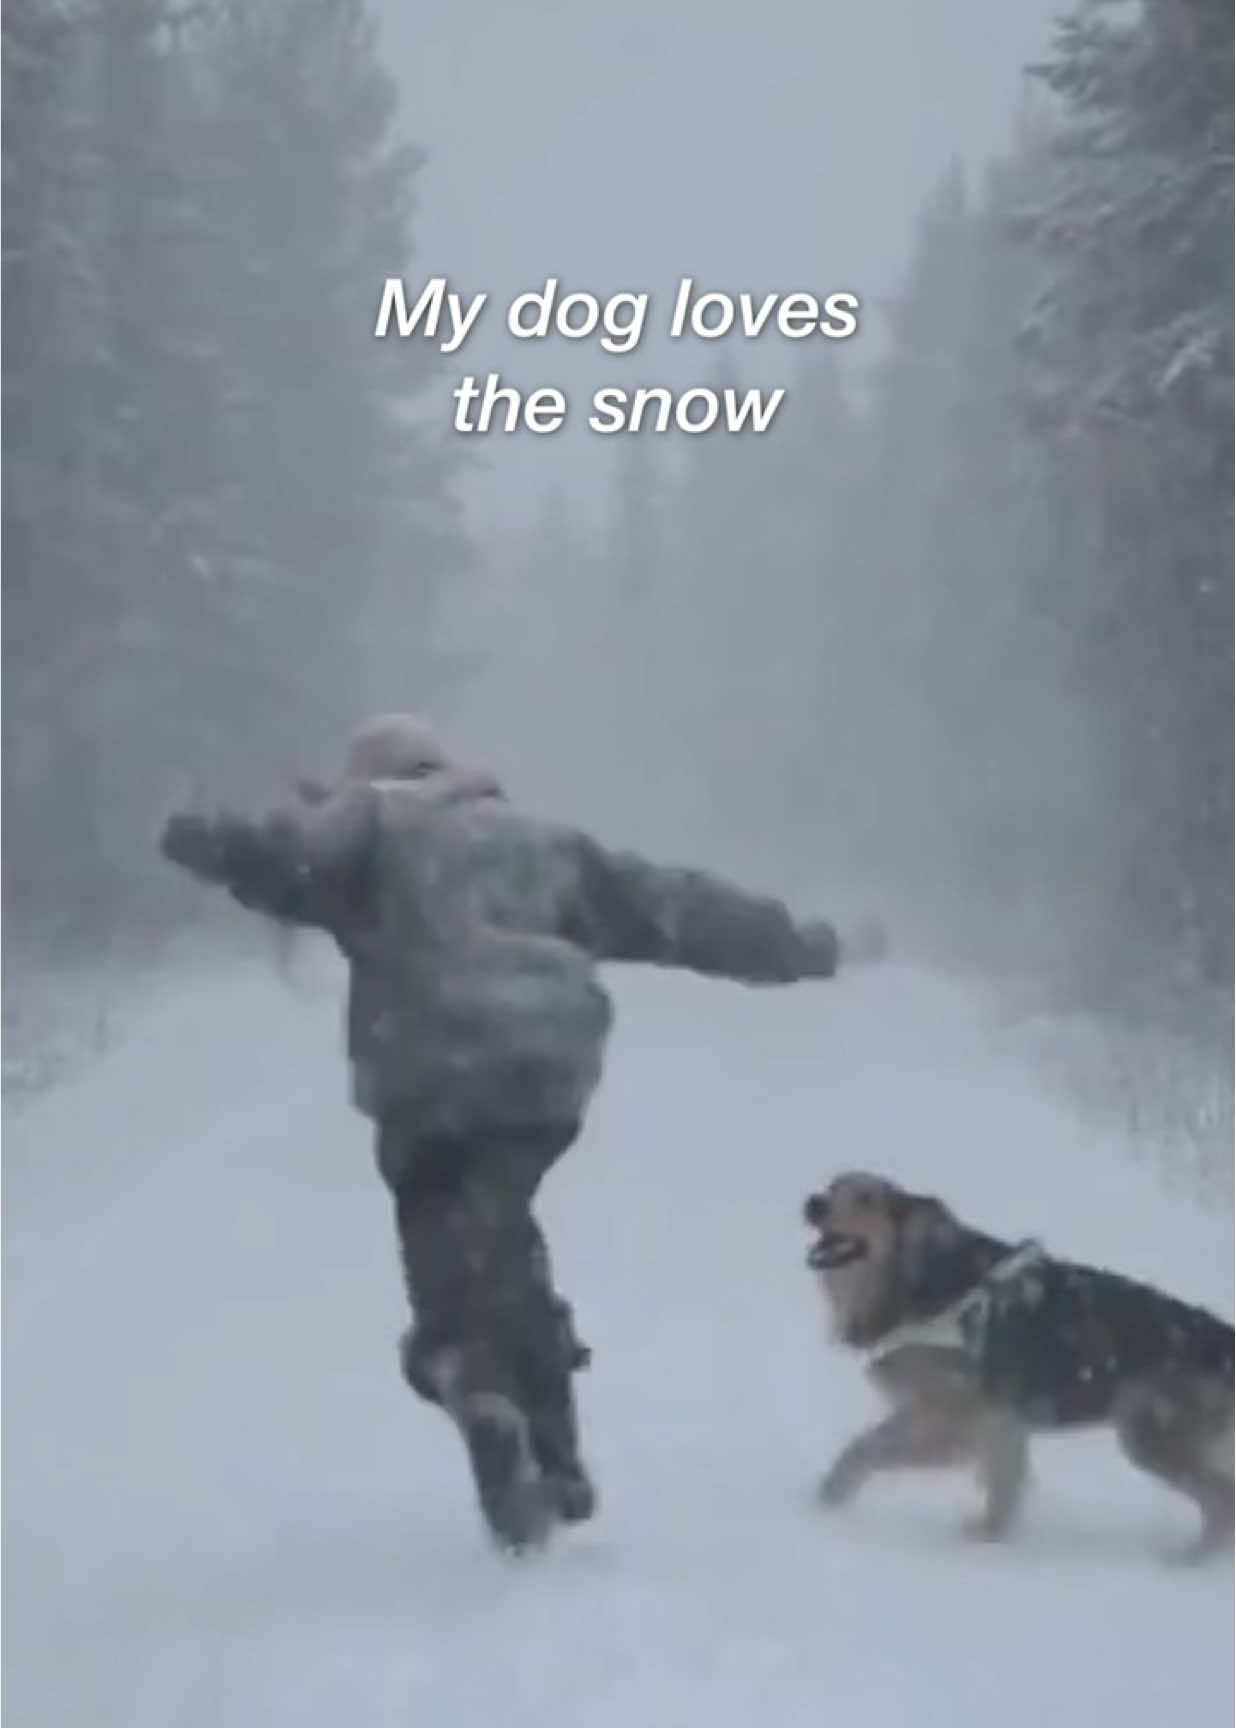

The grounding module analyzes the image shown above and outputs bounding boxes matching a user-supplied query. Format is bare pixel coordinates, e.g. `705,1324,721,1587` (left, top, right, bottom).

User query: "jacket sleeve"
160,784,377,937
562,834,840,983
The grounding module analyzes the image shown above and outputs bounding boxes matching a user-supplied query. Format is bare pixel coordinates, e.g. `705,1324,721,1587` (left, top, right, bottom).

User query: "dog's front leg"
962,1409,1030,1541
818,1402,976,1508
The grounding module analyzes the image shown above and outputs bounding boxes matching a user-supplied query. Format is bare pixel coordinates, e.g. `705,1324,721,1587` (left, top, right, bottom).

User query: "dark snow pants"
379,1118,589,1482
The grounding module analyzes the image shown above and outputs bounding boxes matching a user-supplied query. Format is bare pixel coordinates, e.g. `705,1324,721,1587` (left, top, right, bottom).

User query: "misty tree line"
3,0,1229,1037
514,0,1232,1023
3,0,465,960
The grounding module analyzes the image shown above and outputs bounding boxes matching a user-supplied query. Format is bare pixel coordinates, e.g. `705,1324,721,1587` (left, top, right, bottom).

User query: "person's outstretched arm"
159,782,378,935
564,834,885,983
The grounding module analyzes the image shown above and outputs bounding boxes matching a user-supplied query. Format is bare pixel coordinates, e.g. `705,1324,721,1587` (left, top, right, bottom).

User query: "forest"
3,0,1232,1046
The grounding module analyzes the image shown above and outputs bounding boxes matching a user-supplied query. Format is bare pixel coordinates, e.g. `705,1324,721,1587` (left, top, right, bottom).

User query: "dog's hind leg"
1114,1372,1235,1564
962,1409,1030,1542
818,1401,978,1509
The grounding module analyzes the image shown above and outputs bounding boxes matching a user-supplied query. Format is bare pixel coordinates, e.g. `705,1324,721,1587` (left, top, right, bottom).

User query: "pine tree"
1018,0,1234,994
197,0,466,778
832,154,1120,984
2,0,468,960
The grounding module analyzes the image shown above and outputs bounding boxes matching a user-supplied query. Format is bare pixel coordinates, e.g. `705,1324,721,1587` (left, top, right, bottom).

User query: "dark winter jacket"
161,778,841,1139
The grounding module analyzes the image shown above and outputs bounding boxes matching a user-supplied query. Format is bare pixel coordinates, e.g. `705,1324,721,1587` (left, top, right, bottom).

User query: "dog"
803,1171,1234,1561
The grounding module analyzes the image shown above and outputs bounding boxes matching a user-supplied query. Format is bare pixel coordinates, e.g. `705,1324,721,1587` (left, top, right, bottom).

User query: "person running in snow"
161,712,887,1554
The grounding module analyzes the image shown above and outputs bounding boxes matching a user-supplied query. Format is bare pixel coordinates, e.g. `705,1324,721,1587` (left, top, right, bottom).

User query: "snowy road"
4,956,1232,1727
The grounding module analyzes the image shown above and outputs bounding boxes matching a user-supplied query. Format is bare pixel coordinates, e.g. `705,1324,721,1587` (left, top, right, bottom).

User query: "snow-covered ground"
4,954,1232,1727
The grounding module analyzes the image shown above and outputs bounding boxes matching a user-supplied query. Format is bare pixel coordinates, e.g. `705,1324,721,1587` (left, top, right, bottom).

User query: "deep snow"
3,954,1232,1727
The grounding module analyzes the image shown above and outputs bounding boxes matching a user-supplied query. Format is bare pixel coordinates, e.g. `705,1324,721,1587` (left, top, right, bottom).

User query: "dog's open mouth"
806,1231,868,1272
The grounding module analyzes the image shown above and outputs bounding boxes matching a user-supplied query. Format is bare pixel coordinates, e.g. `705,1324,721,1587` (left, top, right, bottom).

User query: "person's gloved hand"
837,913,888,967
160,810,229,883
800,919,843,977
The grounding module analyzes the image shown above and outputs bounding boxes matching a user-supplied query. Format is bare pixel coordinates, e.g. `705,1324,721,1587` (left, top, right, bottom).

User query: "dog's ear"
896,1193,962,1304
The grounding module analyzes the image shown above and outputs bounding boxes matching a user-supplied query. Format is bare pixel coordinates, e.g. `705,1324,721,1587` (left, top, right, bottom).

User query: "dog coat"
864,1239,1049,1374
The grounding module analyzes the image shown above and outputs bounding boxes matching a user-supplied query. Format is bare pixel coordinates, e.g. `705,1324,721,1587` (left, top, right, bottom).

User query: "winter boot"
456,1390,555,1554
403,1336,591,1535
411,1338,555,1555
525,1350,597,1525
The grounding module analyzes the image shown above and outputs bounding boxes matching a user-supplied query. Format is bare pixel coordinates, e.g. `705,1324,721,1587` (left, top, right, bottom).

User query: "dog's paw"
959,1509,1013,1545
1155,1529,1233,1569
816,1463,860,1509
1155,1540,1209,1570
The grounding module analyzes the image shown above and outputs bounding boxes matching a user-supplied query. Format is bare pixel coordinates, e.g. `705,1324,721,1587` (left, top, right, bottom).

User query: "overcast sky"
373,0,1059,538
